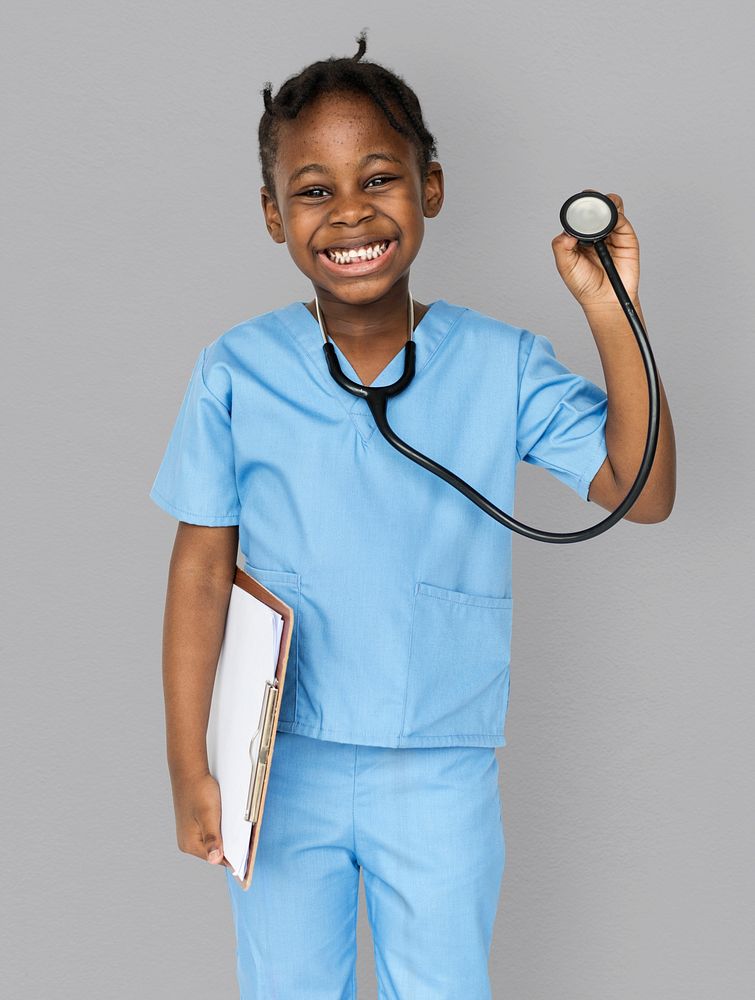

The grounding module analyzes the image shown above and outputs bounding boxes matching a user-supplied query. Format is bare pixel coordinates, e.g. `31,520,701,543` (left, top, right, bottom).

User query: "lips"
316,237,398,277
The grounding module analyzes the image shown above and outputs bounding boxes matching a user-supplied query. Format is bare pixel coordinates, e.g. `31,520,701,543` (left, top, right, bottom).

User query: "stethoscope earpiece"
559,190,618,244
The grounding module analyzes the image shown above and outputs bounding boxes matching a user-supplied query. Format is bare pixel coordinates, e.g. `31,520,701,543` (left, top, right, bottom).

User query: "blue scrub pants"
224,730,505,999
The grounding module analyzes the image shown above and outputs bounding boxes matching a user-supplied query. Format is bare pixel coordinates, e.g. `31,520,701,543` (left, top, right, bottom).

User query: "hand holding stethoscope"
552,191,640,310
319,190,660,544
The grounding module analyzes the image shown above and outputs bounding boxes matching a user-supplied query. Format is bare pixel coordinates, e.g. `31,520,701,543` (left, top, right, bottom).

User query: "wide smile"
316,238,398,277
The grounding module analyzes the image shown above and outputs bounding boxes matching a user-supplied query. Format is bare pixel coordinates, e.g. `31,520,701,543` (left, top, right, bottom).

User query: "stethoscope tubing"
321,241,660,543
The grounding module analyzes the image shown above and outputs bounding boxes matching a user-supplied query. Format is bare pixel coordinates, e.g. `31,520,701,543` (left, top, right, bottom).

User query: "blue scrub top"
149,299,608,748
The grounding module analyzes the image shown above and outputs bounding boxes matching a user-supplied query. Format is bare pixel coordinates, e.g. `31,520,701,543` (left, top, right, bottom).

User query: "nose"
328,187,376,227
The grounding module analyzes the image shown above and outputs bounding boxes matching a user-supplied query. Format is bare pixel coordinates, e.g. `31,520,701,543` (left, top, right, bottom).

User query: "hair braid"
352,28,368,61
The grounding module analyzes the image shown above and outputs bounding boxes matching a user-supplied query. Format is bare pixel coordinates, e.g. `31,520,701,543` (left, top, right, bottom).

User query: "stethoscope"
317,190,660,544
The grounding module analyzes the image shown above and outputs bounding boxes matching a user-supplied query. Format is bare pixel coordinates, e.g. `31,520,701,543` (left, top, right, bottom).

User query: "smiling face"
261,90,444,309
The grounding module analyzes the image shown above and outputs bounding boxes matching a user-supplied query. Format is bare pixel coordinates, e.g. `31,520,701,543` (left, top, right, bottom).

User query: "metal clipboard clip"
244,679,279,825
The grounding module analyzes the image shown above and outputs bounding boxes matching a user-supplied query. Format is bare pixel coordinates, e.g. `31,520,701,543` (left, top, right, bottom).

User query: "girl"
149,29,675,1000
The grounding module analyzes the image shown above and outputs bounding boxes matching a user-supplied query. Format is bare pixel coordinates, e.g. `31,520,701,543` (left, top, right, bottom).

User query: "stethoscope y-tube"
320,190,660,543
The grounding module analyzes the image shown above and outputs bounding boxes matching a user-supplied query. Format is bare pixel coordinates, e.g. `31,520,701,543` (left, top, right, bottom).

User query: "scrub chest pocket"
401,582,513,741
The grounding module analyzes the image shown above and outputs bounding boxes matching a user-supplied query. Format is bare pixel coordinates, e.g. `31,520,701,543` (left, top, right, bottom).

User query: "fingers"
174,772,230,868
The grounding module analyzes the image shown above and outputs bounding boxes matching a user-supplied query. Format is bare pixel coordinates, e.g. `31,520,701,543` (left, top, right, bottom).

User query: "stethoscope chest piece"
559,189,619,244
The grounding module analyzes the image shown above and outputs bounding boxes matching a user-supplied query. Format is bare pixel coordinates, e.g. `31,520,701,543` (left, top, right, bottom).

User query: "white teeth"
324,240,389,264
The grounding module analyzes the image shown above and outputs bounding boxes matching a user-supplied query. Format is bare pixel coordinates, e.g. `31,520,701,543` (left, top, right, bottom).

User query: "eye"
298,176,396,199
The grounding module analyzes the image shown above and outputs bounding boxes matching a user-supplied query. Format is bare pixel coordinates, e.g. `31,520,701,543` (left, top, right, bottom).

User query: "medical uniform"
149,299,608,999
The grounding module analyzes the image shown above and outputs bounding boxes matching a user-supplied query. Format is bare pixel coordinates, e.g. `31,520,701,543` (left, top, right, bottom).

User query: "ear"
422,161,444,218
261,186,286,243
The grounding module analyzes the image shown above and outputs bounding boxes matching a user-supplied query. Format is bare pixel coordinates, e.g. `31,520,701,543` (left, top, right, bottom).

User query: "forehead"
276,91,415,175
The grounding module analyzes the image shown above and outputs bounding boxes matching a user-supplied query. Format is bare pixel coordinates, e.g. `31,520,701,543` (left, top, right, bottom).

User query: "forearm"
582,298,676,520
162,551,236,782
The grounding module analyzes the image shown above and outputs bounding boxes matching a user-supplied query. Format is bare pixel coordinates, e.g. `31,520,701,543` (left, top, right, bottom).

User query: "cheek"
400,205,425,241
395,193,425,224
282,219,314,254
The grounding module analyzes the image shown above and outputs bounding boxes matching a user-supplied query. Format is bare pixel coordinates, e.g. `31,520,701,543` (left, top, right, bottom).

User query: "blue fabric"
149,300,607,748
224,730,505,1000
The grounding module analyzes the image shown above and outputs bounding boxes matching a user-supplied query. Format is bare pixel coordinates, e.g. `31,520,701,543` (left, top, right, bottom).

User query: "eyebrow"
287,151,404,188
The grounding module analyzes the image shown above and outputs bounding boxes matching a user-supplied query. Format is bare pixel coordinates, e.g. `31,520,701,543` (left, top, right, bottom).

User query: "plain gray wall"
3,1,753,997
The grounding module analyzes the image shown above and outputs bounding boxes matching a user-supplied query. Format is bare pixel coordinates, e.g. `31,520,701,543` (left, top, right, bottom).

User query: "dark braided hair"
258,28,438,204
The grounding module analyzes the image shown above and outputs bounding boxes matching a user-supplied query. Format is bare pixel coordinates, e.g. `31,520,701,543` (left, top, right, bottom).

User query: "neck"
308,285,417,349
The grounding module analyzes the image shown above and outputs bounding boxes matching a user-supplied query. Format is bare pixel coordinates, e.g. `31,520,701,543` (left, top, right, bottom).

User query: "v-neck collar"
277,298,466,444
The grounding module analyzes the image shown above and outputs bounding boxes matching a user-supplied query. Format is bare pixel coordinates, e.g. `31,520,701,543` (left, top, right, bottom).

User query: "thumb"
204,833,224,864
552,231,580,257
198,812,224,864
550,230,597,296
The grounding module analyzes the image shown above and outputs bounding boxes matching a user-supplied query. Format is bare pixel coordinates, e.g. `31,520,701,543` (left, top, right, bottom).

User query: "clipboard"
205,565,295,890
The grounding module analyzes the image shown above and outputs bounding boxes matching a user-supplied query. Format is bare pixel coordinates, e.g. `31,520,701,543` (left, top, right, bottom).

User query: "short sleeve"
148,346,241,525
516,330,608,502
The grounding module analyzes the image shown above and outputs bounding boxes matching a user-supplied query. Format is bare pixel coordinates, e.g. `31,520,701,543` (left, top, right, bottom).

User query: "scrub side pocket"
400,581,513,741
243,563,301,726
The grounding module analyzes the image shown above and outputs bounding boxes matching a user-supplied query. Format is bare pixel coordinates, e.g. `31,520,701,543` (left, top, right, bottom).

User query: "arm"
161,521,239,863
551,191,676,524
583,298,677,523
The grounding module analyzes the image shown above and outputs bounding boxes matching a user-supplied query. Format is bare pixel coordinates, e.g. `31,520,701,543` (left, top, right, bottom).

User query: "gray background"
3,1,753,997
